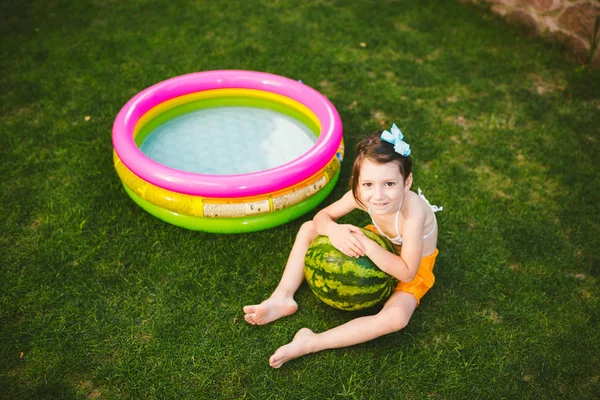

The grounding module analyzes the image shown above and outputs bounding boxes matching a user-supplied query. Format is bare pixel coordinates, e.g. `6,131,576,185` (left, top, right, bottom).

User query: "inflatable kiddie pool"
112,70,344,233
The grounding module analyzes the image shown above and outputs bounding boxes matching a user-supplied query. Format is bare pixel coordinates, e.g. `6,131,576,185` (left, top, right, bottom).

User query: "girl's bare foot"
269,328,316,368
243,297,298,326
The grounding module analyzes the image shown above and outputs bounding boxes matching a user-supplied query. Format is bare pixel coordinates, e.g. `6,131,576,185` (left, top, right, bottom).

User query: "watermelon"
304,227,398,311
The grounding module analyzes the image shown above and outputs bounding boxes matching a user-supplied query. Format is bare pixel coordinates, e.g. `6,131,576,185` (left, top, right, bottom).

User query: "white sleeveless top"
368,188,443,246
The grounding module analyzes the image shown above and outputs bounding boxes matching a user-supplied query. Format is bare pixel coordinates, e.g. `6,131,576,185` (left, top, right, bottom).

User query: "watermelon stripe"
308,278,393,298
309,286,393,306
308,268,390,287
308,273,390,293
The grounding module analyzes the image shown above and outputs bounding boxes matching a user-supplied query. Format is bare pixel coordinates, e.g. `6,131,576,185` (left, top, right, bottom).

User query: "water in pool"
140,107,317,175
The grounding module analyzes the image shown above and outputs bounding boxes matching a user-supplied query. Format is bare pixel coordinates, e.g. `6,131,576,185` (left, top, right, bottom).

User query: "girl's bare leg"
269,291,417,368
243,221,318,325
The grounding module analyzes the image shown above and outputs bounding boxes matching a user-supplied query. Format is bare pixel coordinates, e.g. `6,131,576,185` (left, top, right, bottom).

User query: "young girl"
243,124,442,368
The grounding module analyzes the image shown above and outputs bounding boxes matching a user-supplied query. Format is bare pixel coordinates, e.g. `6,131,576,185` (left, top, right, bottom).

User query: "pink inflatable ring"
112,70,343,198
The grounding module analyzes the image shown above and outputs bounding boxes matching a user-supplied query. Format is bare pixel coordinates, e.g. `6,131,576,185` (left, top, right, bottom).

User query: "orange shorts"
364,225,438,306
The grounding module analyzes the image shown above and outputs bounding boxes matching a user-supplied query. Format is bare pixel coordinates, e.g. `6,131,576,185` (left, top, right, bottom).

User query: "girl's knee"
379,306,411,332
298,221,317,239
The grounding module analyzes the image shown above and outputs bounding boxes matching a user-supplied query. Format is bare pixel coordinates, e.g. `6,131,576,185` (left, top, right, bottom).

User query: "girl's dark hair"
350,131,412,207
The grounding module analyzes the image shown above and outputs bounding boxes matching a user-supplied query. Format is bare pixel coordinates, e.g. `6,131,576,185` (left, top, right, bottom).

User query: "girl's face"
358,158,410,215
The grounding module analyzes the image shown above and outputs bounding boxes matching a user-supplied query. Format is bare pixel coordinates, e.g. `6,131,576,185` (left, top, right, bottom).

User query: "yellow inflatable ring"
113,146,342,218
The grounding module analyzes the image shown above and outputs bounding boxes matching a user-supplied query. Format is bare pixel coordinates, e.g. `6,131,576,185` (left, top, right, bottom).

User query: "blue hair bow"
381,123,411,156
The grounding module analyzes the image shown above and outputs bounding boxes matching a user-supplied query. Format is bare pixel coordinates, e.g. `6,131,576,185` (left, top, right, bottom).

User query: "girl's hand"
327,224,366,258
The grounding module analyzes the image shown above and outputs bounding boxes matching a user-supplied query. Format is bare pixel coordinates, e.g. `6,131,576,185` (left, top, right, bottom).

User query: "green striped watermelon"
304,228,398,311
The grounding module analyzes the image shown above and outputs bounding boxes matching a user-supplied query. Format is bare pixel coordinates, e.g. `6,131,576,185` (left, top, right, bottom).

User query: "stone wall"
466,0,600,66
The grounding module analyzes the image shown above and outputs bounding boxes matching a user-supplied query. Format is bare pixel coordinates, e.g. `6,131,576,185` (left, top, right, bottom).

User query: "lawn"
1,0,599,398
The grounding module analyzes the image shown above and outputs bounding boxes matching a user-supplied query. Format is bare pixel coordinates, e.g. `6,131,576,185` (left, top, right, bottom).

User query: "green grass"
1,0,599,398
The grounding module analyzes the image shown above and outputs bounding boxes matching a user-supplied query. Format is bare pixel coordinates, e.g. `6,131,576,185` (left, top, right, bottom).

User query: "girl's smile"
358,159,406,215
